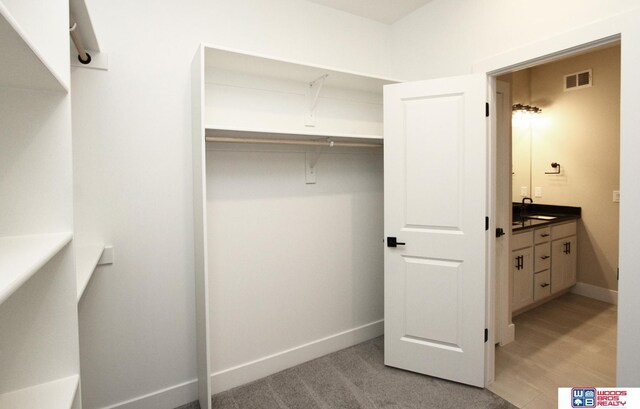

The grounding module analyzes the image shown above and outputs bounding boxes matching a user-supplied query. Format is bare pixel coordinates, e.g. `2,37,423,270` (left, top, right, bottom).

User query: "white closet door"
383,74,488,387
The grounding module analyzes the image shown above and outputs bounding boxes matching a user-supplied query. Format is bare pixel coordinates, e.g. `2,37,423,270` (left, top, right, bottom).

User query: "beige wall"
524,45,621,290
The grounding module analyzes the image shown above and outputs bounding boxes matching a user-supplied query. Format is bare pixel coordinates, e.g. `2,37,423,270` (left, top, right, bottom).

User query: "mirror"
498,70,534,202
512,114,532,201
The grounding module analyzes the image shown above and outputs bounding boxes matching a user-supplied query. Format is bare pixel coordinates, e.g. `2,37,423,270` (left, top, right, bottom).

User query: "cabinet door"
551,236,577,293
511,247,533,311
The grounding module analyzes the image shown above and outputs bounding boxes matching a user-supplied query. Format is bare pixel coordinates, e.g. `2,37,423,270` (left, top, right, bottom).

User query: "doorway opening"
490,41,620,407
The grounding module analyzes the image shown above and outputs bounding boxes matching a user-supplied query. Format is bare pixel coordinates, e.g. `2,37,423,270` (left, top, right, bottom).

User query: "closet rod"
205,136,382,148
69,22,91,64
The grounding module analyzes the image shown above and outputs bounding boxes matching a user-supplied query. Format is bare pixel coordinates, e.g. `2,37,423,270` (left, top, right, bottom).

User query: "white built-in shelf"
76,243,105,301
0,232,73,305
202,45,400,145
204,45,399,94
205,126,384,144
0,374,79,409
0,3,69,91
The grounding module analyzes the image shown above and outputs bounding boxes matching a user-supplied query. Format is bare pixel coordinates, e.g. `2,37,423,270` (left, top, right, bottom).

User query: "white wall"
72,0,391,407
207,145,383,378
391,0,639,80
390,0,640,387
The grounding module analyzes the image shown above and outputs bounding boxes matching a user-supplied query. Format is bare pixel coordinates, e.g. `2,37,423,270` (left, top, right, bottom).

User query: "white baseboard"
498,323,515,346
210,319,384,394
101,319,383,408
102,378,197,409
571,282,618,305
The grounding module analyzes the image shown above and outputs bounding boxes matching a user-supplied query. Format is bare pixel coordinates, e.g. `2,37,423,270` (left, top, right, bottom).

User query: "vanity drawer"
534,227,551,244
534,270,551,301
534,242,551,272
551,221,577,240
512,231,533,250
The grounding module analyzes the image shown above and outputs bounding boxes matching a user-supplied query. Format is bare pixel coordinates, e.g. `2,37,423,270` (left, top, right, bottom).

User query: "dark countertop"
512,203,581,233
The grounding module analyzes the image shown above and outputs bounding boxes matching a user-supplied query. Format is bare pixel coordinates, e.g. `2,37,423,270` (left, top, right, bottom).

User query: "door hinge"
485,217,489,231
485,102,490,117
484,328,488,343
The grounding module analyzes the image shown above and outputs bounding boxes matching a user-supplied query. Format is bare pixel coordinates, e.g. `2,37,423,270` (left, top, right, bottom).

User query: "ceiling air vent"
564,69,592,91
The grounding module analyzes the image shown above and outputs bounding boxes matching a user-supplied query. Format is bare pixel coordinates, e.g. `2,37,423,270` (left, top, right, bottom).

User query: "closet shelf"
76,243,105,301
204,45,399,94
0,232,73,305
0,374,79,409
0,3,69,92
205,126,384,145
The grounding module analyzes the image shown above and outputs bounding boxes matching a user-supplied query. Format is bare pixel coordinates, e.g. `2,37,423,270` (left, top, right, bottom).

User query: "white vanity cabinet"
551,221,578,293
511,220,577,312
533,226,551,301
511,231,534,311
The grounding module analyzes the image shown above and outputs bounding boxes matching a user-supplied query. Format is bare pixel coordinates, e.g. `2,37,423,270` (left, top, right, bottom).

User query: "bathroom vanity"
511,204,581,314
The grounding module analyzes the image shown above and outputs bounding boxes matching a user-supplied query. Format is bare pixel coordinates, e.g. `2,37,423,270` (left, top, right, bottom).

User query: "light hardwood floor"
488,293,617,408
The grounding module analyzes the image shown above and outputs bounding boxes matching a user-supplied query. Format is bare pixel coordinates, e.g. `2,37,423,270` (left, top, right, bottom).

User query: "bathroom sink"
527,215,557,220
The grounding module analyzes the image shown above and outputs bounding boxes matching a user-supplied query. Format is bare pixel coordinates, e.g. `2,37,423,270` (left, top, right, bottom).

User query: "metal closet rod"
69,22,92,64
205,136,382,148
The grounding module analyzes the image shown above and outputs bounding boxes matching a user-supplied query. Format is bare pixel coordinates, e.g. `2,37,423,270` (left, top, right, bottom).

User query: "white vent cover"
564,69,592,91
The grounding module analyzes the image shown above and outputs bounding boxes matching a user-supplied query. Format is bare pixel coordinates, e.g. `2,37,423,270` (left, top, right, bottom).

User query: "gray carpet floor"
177,336,515,409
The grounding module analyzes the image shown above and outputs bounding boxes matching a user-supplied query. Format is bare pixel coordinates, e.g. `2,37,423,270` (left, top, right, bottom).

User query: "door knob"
496,228,505,238
387,237,406,248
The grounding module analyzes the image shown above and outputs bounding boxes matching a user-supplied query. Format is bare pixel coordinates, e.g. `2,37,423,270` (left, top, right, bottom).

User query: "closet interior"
192,44,399,409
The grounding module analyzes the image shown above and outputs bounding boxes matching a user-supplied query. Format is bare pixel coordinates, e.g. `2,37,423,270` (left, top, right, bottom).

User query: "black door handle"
496,228,505,238
387,237,406,248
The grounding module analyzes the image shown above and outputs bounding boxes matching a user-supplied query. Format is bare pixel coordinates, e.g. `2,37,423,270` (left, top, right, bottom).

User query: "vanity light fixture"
512,103,542,114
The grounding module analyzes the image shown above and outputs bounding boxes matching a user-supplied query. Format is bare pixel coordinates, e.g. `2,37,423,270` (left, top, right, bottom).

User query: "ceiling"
304,0,433,25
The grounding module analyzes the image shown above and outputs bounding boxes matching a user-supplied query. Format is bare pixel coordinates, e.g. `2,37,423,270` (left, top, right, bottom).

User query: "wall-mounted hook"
545,162,561,175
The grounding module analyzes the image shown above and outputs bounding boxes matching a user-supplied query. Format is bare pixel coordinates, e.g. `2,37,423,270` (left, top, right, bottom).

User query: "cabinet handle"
515,255,523,270
519,255,524,270
540,233,550,237
540,283,550,288
568,242,571,254
540,255,550,260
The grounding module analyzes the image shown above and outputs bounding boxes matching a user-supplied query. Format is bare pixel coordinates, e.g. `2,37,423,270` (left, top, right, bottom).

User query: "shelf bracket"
305,74,328,127
305,139,334,184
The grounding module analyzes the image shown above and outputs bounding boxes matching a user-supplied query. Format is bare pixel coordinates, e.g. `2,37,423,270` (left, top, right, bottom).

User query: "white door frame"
494,80,514,346
474,8,640,386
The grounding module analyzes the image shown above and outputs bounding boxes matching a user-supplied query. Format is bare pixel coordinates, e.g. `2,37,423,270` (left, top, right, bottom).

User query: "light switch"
613,190,620,203
521,186,528,197
535,187,542,197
